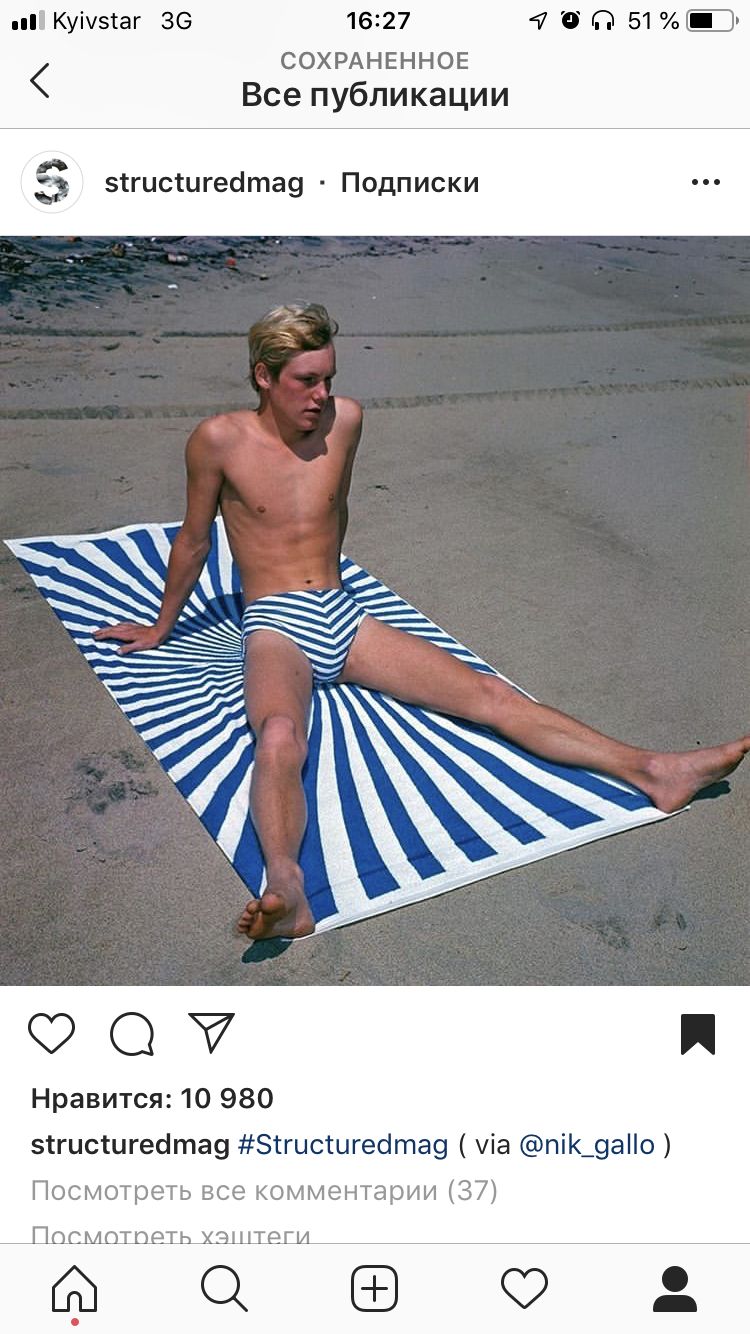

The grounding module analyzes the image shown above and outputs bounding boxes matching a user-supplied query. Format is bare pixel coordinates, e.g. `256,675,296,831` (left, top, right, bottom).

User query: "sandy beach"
1,235,748,986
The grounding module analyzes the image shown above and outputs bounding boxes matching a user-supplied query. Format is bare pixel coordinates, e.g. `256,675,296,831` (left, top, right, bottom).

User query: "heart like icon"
28,1013,75,1054
501,1267,549,1309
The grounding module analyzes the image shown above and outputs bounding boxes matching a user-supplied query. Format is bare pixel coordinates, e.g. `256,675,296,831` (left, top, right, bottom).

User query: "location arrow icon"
529,12,547,29
189,1012,235,1053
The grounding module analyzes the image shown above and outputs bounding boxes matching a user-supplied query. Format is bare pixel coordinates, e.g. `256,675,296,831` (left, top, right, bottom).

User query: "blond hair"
248,303,339,391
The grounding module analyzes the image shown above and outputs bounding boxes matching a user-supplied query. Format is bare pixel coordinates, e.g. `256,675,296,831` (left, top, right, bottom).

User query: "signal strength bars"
12,9,46,29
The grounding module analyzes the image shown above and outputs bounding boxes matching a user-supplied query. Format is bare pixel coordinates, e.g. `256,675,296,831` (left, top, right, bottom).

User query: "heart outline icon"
28,1013,75,1054
501,1267,549,1309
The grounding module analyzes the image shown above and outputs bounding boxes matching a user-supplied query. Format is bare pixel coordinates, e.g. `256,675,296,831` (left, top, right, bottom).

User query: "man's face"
264,343,336,431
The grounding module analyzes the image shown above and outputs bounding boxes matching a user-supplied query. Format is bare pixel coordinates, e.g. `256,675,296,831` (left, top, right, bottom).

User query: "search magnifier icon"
201,1265,248,1313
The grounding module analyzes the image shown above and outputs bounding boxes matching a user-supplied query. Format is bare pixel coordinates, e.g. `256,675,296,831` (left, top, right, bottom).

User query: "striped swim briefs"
241,587,369,687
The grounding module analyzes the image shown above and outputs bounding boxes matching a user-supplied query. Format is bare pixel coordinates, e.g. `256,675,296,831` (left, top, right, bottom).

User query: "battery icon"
686,9,736,28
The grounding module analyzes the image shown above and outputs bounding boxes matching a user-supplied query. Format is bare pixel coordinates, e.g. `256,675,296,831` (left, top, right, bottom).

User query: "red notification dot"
71,1321,79,1328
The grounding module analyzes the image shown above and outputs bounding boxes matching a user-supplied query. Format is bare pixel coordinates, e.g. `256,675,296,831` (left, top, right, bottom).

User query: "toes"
237,899,261,932
238,885,312,940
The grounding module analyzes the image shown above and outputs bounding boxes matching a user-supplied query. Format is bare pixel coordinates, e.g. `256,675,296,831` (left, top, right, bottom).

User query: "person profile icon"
653,1266,698,1312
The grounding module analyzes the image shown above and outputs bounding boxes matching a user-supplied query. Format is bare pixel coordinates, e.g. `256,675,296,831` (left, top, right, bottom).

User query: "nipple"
256,505,266,513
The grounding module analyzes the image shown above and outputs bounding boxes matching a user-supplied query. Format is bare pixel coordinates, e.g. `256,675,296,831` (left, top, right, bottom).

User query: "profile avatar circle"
653,1266,697,1312
21,150,84,212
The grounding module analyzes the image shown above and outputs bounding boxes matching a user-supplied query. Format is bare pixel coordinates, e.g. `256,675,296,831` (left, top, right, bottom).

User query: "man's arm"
94,420,224,654
337,398,363,552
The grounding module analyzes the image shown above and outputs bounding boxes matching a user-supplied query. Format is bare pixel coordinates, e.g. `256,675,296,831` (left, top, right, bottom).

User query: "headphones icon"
592,9,614,27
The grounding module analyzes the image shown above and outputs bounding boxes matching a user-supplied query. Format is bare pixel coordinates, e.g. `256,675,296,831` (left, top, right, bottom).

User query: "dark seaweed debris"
0,236,473,309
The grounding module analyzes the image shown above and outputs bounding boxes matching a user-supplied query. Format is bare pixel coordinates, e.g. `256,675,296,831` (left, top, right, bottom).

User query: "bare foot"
237,874,315,941
636,736,749,813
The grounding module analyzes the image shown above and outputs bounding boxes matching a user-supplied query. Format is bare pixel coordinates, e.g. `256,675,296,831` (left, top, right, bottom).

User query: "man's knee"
254,713,308,769
478,672,519,719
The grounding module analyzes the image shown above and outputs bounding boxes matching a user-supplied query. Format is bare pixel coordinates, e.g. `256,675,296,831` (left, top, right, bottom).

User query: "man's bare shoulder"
191,410,259,448
332,396,363,443
187,411,259,465
334,395,363,423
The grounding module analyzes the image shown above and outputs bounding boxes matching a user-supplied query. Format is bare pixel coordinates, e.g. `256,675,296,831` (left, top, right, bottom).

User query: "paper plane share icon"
189,1012,235,1053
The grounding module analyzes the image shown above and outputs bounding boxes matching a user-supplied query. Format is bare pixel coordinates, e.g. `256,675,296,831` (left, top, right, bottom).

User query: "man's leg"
338,617,748,812
238,629,315,940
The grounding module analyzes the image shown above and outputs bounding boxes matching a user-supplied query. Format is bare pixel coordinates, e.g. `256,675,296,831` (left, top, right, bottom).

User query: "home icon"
51,1265,98,1313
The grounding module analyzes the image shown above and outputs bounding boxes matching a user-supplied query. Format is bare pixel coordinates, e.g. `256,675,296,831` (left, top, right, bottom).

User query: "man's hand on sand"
93,623,166,654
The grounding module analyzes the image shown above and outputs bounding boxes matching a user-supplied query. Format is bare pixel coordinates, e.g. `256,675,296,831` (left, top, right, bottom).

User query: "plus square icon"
351,1265,399,1312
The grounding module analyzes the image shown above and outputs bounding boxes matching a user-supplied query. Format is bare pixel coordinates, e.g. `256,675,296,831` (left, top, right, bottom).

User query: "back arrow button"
30,63,50,98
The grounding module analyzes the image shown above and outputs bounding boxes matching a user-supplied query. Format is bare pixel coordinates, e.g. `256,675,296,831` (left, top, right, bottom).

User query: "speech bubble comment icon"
110,1012,155,1056
28,1013,75,1054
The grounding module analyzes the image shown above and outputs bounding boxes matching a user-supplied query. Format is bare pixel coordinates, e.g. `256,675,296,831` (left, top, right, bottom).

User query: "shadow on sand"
241,938,295,963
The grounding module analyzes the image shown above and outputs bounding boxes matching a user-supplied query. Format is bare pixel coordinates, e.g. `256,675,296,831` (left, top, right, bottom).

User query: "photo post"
1,6,747,1327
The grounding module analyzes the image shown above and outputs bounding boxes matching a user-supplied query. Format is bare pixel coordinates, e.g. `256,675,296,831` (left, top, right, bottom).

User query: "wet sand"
1,235,748,985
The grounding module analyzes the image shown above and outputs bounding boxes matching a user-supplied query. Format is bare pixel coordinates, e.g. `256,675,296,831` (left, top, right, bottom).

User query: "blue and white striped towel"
6,520,671,931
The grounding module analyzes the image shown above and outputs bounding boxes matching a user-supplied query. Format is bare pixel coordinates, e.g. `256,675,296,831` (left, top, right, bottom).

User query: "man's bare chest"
221,440,346,523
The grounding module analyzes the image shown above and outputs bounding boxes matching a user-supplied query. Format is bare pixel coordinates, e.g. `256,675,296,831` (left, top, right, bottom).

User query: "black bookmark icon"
680,1013,715,1054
